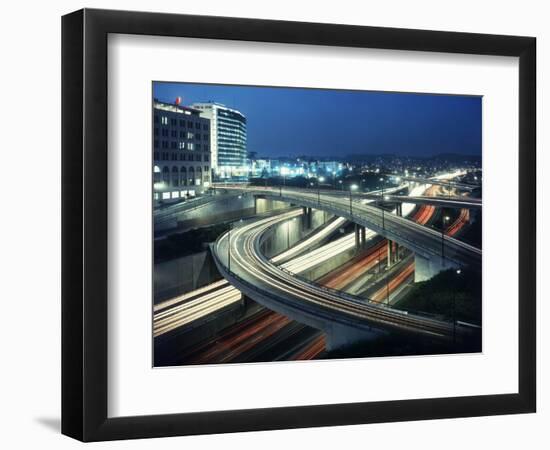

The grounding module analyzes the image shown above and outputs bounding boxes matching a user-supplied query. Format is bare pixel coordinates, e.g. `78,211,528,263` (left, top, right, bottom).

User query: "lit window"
161,116,168,125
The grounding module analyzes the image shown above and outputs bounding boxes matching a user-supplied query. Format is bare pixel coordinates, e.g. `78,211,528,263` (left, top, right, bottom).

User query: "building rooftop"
153,99,202,116
192,101,246,118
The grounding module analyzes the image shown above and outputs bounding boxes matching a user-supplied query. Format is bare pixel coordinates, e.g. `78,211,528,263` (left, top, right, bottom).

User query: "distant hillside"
344,152,481,164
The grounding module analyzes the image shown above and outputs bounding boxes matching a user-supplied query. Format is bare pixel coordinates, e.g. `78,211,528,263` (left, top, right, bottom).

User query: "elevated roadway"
342,192,481,209
211,210,464,349
402,176,479,191
218,185,481,270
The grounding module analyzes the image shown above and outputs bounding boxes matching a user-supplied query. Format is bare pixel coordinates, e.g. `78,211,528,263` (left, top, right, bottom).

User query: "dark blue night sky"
153,82,481,159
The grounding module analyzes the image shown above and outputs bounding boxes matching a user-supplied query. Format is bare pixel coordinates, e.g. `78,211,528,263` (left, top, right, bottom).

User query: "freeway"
402,176,478,191
154,183,438,338
446,209,470,237
254,189,482,209
212,211,460,342
371,194,481,209
154,212,347,338
155,179,445,338
218,185,481,269
369,258,415,304
319,240,388,290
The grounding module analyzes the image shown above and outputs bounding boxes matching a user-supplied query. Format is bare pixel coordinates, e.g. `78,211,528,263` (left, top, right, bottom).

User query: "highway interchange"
155,174,482,361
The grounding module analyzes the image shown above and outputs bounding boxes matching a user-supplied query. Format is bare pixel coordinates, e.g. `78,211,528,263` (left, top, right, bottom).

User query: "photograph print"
152,82,482,367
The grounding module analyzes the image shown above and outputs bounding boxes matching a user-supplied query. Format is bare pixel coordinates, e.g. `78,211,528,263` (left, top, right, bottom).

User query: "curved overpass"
363,194,482,210
263,189,482,210
402,176,479,191
211,211,460,349
220,186,481,270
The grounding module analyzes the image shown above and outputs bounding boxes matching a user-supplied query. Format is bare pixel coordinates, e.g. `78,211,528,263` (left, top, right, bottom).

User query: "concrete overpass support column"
355,224,360,249
325,323,383,351
396,203,403,217
414,253,457,282
393,241,399,263
387,240,394,268
360,226,366,248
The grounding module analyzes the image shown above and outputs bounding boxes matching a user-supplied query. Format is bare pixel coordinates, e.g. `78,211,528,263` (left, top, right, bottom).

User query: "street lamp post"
442,215,450,266
453,268,461,346
227,221,232,273
379,177,386,229
318,176,325,205
286,220,290,249
349,184,358,216
381,194,390,229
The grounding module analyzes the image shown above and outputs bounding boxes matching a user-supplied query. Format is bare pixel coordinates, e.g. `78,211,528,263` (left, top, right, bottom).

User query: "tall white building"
192,102,247,180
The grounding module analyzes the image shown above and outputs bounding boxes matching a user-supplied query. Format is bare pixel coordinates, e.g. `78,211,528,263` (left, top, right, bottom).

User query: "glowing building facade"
153,100,211,202
192,102,247,180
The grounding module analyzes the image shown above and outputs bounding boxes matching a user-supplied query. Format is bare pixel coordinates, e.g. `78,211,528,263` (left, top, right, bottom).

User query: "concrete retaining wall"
155,195,255,233
154,250,221,303
262,209,329,258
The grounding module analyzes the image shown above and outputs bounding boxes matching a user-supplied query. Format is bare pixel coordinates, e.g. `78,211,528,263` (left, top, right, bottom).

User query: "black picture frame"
61,8,536,442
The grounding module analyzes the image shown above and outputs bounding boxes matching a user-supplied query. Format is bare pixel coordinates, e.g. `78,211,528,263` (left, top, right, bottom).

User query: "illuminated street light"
452,267,462,344
349,184,358,216
316,177,325,204
442,215,451,266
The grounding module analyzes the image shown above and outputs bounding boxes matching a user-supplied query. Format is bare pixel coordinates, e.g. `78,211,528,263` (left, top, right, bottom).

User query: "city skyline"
153,82,482,159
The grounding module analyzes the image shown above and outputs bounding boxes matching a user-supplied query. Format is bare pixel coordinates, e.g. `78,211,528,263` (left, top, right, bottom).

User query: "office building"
192,102,247,180
153,99,211,202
